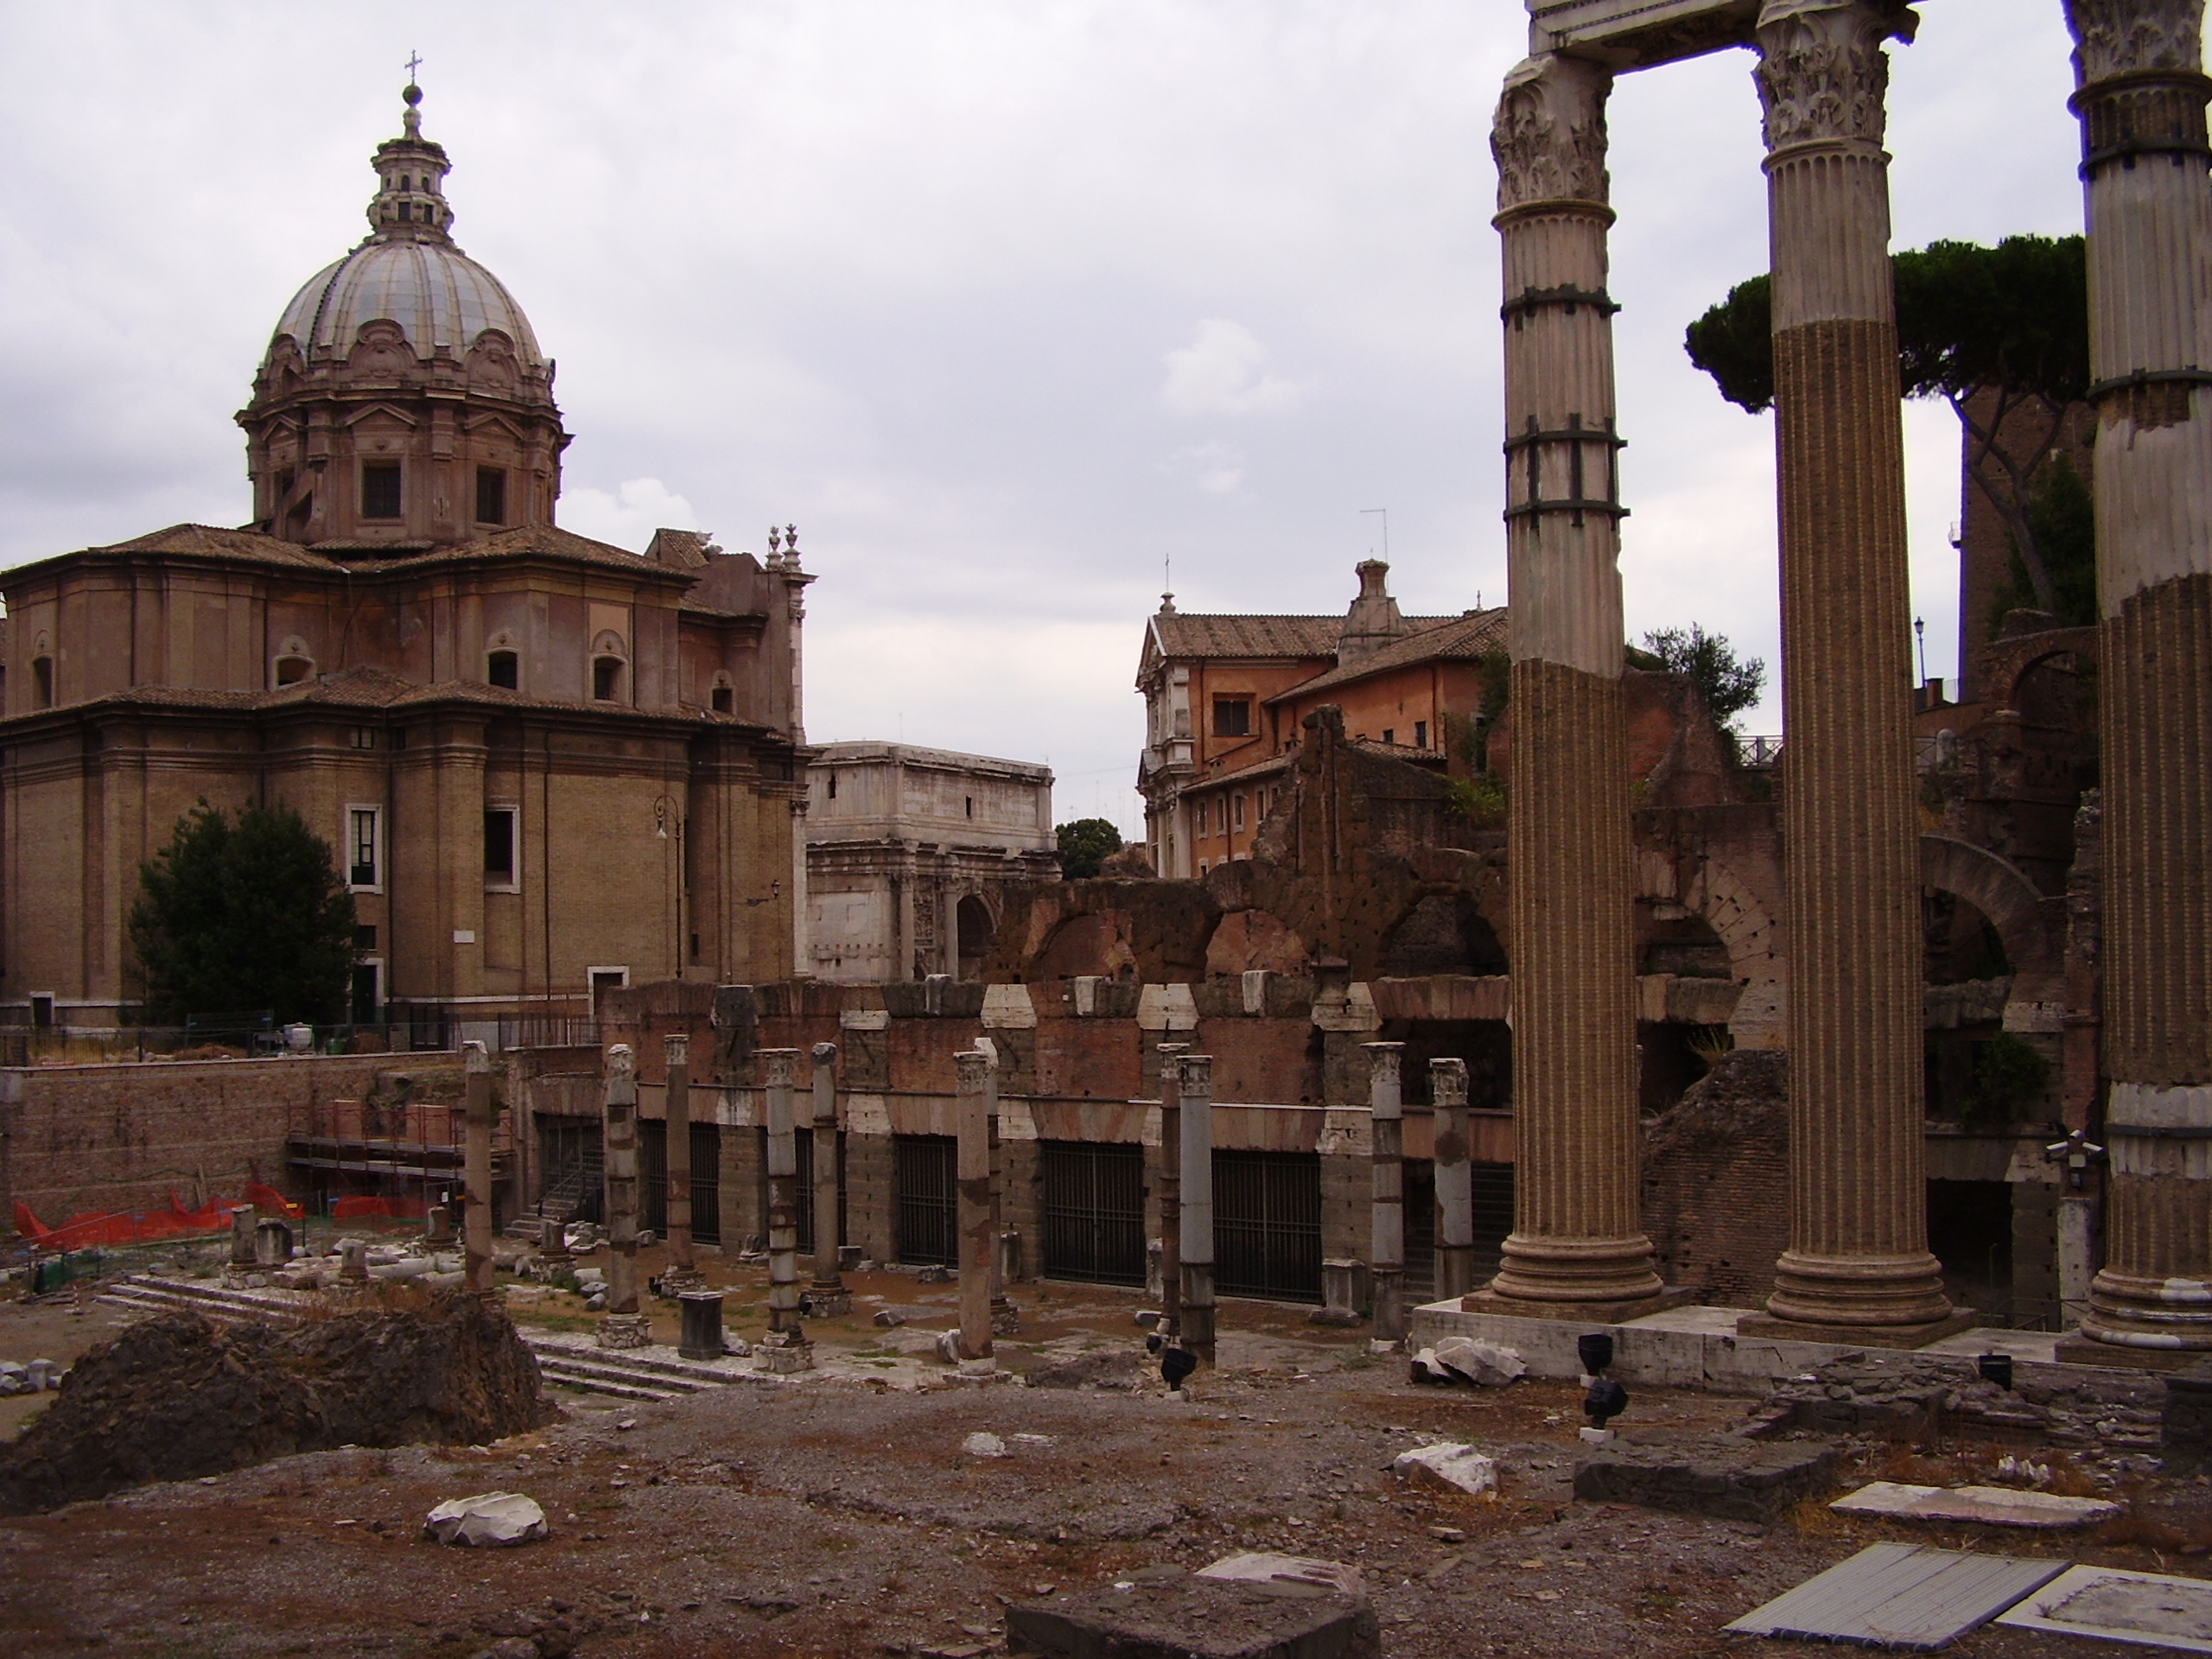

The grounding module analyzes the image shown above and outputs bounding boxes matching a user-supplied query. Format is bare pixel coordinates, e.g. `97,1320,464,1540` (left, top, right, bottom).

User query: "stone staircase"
97,1273,752,1406
503,1160,593,1243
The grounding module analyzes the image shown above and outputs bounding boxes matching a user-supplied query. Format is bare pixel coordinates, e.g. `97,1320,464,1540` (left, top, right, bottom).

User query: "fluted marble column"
2067,0,2212,1355
1485,52,1663,1313
1753,0,1954,1334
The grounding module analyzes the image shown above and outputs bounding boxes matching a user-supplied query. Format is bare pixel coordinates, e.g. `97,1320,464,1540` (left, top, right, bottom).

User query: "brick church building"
0,84,811,1035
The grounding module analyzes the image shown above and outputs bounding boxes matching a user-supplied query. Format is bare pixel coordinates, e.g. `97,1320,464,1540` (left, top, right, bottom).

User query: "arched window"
487,649,518,690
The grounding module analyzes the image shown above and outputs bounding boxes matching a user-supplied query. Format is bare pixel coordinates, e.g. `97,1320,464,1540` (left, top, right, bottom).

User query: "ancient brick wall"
1,1054,460,1229
1639,1049,1789,1308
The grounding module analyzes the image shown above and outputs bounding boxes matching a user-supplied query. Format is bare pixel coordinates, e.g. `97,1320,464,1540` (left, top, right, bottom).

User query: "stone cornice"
1754,1,1915,153
1493,54,1614,213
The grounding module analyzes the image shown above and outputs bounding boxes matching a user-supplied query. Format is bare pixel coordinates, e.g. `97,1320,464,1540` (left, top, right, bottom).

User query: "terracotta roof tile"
1267,609,1507,701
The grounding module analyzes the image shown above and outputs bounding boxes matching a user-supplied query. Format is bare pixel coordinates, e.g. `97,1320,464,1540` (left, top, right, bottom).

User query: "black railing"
1039,1141,1146,1286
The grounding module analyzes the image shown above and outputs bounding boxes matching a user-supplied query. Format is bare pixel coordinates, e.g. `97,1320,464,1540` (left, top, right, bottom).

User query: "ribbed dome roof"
273,238,544,366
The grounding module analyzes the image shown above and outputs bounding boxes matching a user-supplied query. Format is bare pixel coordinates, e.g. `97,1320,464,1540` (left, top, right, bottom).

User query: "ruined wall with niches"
1639,1049,1790,1309
0,1054,463,1230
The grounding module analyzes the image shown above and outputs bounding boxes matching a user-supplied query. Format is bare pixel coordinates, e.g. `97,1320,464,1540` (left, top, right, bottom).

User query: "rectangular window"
1381,728,1395,746
353,925,378,950
1414,720,1428,749
347,806,380,889
484,806,518,887
474,467,507,526
360,461,402,519
1213,696,1251,737
1232,792,1246,832
350,727,377,750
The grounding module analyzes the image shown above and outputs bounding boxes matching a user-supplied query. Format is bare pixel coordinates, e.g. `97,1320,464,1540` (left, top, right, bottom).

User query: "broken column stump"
677,1290,727,1362
1572,1440,1839,1523
1006,1562,1377,1659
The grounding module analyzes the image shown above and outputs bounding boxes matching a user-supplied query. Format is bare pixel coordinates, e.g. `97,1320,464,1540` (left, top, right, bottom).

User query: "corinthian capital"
2066,0,2205,85
1754,1,1916,152
1492,54,1612,213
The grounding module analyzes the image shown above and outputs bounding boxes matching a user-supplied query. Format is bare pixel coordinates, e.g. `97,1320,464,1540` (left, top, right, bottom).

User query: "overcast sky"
0,2,2085,836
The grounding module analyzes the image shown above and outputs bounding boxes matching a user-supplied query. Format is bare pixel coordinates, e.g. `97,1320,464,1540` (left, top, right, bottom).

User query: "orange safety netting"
13,1181,305,1252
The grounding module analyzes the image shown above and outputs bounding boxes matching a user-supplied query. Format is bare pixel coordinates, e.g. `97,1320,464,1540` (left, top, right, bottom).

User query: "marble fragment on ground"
1994,1565,2212,1652
1831,1481,2123,1529
1726,1543,2069,1649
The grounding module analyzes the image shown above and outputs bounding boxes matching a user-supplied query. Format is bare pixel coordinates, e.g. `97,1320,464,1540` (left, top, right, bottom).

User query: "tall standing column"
1486,52,1664,1313
758,1047,812,1368
1432,1058,1477,1300
984,1046,1016,1330
2067,0,2212,1355
1365,1042,1407,1343
461,1039,495,1295
1179,1054,1217,1364
810,1041,850,1314
661,1033,704,1293
1752,0,1953,1334
1157,1042,1190,1337
955,1048,996,1374
597,1044,652,1348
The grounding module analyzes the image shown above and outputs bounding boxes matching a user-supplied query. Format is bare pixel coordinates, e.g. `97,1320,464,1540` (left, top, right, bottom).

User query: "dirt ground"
0,1246,2207,1658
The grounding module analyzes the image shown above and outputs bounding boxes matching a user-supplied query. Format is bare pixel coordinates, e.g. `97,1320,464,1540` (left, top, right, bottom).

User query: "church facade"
0,85,810,1035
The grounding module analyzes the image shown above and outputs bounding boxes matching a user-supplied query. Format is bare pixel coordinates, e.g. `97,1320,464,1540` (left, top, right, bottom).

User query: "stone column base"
594,1313,653,1350
1460,1286,1696,1325
991,1300,1021,1336
754,1333,815,1373
2055,1335,2212,1372
656,1268,709,1296
802,1287,853,1318
1736,1308,1981,1350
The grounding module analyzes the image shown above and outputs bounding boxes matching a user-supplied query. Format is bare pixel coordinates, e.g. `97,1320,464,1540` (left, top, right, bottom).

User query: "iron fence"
1039,1141,1146,1286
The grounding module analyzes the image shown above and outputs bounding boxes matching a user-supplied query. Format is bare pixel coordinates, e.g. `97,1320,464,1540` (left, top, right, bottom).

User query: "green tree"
1989,453,2097,630
1685,234,2091,616
1055,817,1123,880
127,800,358,1024
1641,624,1767,759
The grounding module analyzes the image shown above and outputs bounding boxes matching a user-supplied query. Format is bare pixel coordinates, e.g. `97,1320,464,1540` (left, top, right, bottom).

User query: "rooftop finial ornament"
768,526,782,555
402,52,424,137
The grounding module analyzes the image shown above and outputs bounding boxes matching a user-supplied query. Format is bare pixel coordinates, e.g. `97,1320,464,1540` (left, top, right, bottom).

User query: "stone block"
1829,1482,2121,1529
2163,1356,2212,1476
1391,1444,1497,1497
1007,1565,1376,1659
1572,1440,1839,1522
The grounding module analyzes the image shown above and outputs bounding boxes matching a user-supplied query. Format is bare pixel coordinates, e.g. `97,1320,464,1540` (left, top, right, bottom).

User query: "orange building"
1135,562,1504,874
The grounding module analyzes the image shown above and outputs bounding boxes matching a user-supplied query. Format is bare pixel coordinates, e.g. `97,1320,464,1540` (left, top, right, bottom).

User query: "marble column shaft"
462,1039,495,1295
1432,1058,1477,1300
956,1048,995,1365
1365,1042,1407,1341
1179,1053,1217,1363
761,1048,804,1338
812,1042,844,1289
2068,0,2212,1350
664,1033,694,1274
1488,51,1663,1308
604,1045,641,1316
1755,0,1951,1329
1157,1043,1190,1337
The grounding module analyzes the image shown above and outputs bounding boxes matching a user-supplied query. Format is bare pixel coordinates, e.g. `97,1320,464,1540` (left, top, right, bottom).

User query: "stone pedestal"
339,1237,368,1286
537,1217,569,1262
1488,52,1664,1313
229,1205,257,1268
2066,0,2212,1357
252,1217,294,1268
677,1290,728,1361
1311,1258,1364,1327
1752,0,1952,1333
753,1332,815,1374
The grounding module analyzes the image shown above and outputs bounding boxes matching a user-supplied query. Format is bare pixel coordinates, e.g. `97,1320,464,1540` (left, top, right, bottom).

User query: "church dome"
260,81,545,372
274,238,544,368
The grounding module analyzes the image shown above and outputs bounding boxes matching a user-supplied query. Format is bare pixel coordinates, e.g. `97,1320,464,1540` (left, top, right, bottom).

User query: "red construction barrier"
15,1182,302,1250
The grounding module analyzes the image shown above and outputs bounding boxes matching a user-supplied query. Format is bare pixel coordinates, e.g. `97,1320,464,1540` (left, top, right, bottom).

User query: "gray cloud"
0,1,2086,833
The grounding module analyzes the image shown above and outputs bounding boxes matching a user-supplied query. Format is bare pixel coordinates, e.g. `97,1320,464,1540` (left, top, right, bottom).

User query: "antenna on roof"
1359,507,1388,560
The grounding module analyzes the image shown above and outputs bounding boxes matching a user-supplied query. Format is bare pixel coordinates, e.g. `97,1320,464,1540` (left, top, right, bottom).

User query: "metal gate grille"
1039,1141,1146,1286
893,1135,957,1266
1471,1161,1513,1278
639,1123,721,1243
1214,1150,1322,1303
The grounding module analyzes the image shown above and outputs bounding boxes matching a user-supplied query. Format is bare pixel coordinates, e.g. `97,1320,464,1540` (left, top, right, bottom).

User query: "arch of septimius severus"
1489,0,2210,1356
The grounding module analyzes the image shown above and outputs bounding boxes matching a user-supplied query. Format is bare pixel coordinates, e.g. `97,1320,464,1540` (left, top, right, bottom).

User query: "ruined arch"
1917,835,2058,981
956,893,996,982
1380,890,1509,977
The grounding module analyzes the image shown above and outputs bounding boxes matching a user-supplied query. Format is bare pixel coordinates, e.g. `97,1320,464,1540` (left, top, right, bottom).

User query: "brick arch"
1656,855,1786,1050
1974,626,2098,715
1918,834,2059,978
